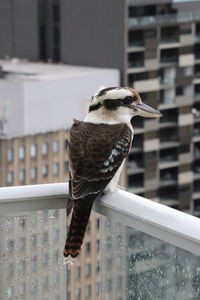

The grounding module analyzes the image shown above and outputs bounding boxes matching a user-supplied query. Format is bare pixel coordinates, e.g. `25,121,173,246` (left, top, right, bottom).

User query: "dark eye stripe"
103,99,122,110
122,96,133,105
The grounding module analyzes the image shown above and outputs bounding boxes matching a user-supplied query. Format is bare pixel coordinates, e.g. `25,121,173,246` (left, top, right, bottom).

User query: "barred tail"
63,195,94,264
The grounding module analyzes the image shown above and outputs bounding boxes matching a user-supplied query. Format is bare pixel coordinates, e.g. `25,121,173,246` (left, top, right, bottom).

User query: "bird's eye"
123,96,133,105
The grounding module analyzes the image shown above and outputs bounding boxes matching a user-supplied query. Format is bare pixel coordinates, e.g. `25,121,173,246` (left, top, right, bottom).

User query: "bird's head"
89,87,162,120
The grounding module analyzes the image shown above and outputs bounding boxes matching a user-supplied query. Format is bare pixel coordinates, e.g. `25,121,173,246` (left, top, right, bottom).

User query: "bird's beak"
134,102,162,118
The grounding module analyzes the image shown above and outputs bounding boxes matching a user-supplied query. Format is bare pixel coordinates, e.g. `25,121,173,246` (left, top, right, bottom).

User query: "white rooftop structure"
0,59,119,137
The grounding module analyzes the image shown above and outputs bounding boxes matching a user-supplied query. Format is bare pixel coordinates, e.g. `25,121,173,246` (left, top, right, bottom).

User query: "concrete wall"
0,0,39,59
0,67,119,138
0,80,24,137
60,0,126,74
23,69,119,135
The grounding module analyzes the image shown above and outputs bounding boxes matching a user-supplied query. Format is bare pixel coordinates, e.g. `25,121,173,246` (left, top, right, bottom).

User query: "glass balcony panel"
0,209,67,300
101,217,200,300
128,11,200,27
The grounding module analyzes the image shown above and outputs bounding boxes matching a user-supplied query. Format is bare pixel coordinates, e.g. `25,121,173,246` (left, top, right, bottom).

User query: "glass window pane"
30,167,37,180
7,171,13,184
52,162,59,175
52,141,59,153
101,217,200,300
18,146,25,160
7,147,13,162
30,144,37,158
41,165,48,177
42,142,48,155
19,169,25,183
0,209,67,299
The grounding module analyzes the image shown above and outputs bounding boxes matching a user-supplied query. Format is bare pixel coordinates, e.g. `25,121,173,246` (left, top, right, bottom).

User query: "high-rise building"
60,0,200,214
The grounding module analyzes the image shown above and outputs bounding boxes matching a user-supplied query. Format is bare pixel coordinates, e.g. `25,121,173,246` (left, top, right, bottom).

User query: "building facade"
0,131,100,300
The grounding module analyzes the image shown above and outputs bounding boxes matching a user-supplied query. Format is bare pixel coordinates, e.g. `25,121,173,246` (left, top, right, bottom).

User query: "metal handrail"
0,183,200,256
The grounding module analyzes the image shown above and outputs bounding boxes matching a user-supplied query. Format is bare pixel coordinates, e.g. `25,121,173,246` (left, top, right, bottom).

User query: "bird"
63,86,162,264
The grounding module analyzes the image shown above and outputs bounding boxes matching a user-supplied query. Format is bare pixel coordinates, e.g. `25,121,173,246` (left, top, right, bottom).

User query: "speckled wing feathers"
68,120,132,199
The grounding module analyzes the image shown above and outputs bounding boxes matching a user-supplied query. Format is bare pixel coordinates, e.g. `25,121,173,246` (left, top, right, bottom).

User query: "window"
41,165,48,177
128,52,144,68
30,144,37,158
96,282,100,295
64,139,68,150
64,161,69,173
7,147,13,161
85,242,91,254
42,232,48,247
30,212,37,225
85,285,91,298
184,85,193,96
53,3,60,22
7,287,14,298
19,283,26,297
19,260,26,274
85,264,91,277
42,142,48,155
75,288,81,300
8,263,14,278
30,167,37,180
96,239,100,252
19,237,25,251
42,253,49,265
42,276,48,289
96,260,100,273
18,146,25,160
96,218,100,230
8,240,14,253
75,266,81,279
19,169,25,183
30,280,38,294
54,251,59,263
53,228,59,241
7,171,13,184
31,235,37,250
117,276,123,289
53,26,60,45
52,272,60,286
184,66,193,77
53,162,59,175
52,141,59,153
107,279,112,293
31,256,37,272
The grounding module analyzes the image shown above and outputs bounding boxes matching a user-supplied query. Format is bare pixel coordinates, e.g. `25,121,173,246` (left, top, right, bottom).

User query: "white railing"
0,183,200,257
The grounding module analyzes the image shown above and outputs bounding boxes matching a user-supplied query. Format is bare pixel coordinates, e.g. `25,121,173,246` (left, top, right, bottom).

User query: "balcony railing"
1,183,200,299
128,11,200,28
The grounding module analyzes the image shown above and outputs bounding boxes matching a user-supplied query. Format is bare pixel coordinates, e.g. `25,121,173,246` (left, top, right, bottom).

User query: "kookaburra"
64,87,162,264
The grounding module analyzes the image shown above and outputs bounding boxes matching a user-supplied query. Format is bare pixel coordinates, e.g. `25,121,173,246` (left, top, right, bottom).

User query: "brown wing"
68,120,132,199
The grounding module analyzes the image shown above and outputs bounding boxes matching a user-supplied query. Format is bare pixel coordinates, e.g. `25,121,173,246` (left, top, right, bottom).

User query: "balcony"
128,11,200,28
1,183,200,299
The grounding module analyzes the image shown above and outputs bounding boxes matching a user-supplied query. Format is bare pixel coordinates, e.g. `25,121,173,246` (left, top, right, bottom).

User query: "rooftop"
0,59,117,81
